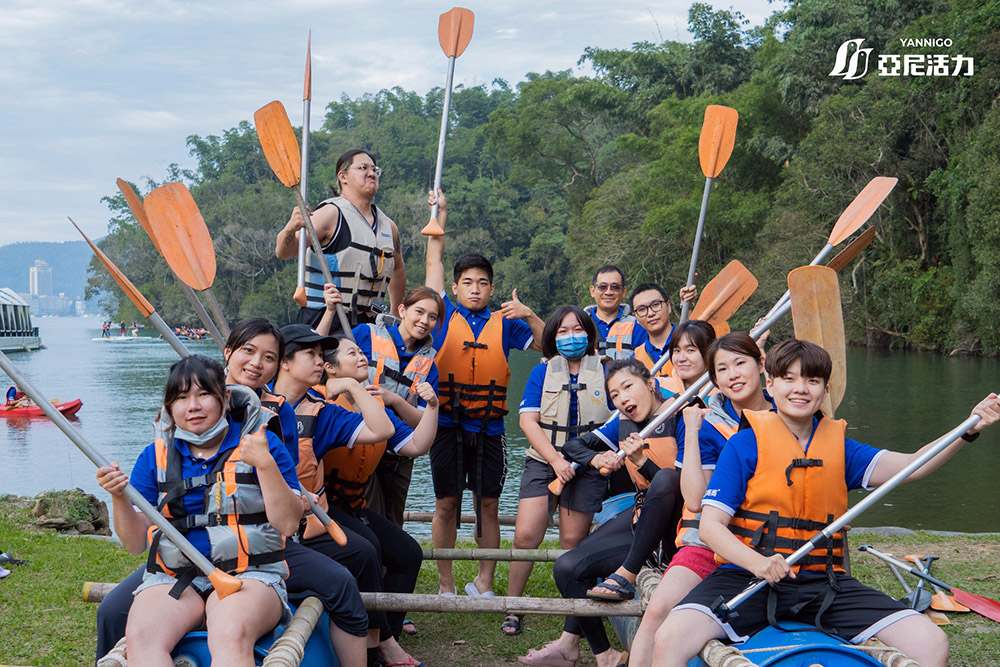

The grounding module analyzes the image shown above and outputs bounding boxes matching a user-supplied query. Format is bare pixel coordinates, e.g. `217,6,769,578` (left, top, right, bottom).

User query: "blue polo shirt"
129,418,300,561
674,395,775,470
635,324,674,368
353,322,440,409
702,415,885,519
588,305,649,353
432,293,534,435
273,397,301,466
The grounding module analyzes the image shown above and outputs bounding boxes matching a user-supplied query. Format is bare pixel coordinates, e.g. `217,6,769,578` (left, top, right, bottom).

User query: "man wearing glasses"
583,265,648,360
629,283,697,378
276,148,406,331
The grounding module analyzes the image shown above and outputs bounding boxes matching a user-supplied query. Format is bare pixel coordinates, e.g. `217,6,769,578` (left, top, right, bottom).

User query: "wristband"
960,430,980,443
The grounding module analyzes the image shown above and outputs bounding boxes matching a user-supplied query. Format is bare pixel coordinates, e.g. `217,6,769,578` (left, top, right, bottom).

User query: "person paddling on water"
275,149,407,331
504,305,612,636
5,386,28,408
621,331,773,667
95,355,303,666
652,339,1000,667
424,188,545,599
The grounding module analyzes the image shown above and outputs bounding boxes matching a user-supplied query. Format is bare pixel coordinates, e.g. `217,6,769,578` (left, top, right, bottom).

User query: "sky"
0,0,778,246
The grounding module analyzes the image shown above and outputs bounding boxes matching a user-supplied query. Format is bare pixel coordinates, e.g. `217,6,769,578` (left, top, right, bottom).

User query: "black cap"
280,324,339,354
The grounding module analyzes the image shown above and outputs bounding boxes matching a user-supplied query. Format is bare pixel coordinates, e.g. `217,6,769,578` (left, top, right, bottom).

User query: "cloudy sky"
0,0,777,245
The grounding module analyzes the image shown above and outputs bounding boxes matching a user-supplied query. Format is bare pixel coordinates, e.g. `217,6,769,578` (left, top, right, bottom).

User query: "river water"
2,317,998,535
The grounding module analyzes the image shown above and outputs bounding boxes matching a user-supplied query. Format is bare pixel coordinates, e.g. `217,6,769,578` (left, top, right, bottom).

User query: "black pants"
94,540,369,664
553,509,634,655
325,504,423,641
621,468,682,574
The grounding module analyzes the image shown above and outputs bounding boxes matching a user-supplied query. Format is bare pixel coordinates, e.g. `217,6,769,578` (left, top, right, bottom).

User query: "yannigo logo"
829,38,974,79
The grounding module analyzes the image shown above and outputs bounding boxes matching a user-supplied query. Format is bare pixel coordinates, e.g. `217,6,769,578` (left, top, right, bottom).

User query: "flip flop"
586,573,635,601
402,619,418,636
465,582,495,597
517,642,576,667
384,654,425,667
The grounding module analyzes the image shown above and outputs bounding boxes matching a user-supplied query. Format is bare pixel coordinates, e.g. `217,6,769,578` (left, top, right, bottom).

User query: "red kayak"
1,399,82,418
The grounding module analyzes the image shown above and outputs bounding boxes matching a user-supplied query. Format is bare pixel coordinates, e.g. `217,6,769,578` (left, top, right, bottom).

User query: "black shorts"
518,457,606,513
675,568,919,644
429,427,507,499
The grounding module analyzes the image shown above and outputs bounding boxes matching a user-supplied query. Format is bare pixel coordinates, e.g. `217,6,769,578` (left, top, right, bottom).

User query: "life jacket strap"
784,457,824,486
462,340,488,350
166,511,269,530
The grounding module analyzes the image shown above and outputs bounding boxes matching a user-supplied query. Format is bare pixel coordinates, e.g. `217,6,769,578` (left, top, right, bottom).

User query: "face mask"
555,333,589,360
173,412,229,446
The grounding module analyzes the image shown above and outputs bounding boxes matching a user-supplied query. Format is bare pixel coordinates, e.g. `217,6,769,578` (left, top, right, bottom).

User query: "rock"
76,520,96,534
31,489,110,535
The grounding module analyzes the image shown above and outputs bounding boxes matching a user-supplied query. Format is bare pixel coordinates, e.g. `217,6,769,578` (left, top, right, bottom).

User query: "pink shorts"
666,545,718,580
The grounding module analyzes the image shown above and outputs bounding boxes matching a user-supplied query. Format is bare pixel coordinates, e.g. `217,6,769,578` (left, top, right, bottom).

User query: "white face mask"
172,412,229,446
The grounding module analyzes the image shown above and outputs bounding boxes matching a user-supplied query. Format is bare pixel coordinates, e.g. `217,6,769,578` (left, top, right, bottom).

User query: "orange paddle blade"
827,226,876,273
421,216,445,236
254,100,302,189
828,177,897,246
548,478,566,496
788,266,846,416
144,183,217,291
303,30,312,101
699,105,739,178
690,260,758,328
439,7,474,58
116,178,163,256
208,569,243,599
69,218,155,318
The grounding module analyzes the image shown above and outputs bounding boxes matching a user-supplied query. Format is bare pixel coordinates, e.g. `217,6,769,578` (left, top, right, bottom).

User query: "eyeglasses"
593,283,623,294
352,163,382,178
633,299,666,318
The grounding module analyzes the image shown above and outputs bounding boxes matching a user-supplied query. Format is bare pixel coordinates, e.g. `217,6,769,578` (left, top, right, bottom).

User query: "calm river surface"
2,317,998,535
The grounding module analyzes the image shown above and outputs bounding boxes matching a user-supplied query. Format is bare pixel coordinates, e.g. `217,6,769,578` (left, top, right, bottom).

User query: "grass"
1,494,999,666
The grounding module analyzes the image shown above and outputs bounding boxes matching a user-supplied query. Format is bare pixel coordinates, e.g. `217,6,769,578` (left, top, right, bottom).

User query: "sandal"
402,619,418,636
517,642,576,667
586,573,635,601
501,613,523,636
384,655,425,667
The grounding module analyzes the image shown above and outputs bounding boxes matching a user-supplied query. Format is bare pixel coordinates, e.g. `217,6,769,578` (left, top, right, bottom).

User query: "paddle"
294,31,313,309
547,261,757,495
421,7,475,237
678,105,739,323
714,407,993,622
253,100,355,342
116,179,226,353
827,226,876,273
142,182,231,339
69,218,189,358
765,177,896,320
0,350,243,599
788,266,846,417
907,554,971,613
873,552,932,611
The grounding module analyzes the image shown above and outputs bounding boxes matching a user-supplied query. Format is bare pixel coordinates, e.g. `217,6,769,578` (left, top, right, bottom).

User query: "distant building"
29,260,52,297
0,287,42,351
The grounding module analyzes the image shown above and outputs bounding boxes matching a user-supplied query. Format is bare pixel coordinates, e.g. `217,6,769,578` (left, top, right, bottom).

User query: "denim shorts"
135,570,291,624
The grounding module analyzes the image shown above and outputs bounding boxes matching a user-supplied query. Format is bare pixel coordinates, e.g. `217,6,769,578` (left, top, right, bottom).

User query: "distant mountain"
0,240,93,298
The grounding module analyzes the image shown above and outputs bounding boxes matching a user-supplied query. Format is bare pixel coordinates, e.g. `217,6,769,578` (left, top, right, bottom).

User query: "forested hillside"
87,0,1000,353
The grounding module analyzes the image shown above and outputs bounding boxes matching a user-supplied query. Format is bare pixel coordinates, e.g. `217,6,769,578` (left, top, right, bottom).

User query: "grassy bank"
1,495,998,666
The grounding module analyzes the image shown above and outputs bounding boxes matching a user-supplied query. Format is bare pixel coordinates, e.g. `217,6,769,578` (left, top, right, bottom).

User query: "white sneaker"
0,566,10,579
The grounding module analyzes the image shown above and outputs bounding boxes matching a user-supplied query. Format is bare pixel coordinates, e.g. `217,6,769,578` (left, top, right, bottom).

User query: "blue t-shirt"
129,418,300,561
386,406,414,454
673,395,775,470
636,325,673,368
274,398,301,466
432,293,534,435
588,306,649,353
702,415,885,518
353,322,440,409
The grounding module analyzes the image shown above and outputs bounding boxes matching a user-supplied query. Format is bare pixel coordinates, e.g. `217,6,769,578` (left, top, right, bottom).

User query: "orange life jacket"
292,393,336,539
633,342,673,377
720,410,848,574
321,393,388,517
435,310,509,422
619,414,677,492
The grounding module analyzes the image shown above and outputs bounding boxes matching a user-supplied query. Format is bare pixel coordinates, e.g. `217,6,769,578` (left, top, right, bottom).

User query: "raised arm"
680,406,712,512
425,189,447,294
500,289,545,352
327,377,395,443
275,205,339,261
395,382,440,457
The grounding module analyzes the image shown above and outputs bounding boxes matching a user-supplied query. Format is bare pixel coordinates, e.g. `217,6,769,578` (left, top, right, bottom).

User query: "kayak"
1,399,82,418
91,336,156,342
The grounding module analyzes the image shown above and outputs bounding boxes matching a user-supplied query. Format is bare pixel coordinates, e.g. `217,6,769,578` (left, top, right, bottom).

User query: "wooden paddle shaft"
0,352,221,580
429,56,457,222
679,176,713,323
292,188,356,343
180,283,226,353
720,414,981,618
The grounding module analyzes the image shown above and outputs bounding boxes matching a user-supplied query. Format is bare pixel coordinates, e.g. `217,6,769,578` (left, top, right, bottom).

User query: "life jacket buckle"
463,341,488,350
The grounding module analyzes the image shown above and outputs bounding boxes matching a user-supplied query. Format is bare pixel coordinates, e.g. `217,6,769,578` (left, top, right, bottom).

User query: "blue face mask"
555,333,589,360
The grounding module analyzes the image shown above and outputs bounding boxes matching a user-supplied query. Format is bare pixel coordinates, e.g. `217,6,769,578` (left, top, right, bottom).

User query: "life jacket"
619,414,677,492
145,418,287,598
435,310,509,423
531,355,611,462
367,317,436,407
719,410,848,574
320,393,388,518
304,196,395,323
657,374,685,397
585,304,637,361
675,393,739,550
634,341,673,377
292,392,336,539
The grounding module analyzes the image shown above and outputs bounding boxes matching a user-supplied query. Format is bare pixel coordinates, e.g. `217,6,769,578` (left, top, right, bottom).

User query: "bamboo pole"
421,547,567,562
83,581,117,603
404,511,522,526
262,596,324,667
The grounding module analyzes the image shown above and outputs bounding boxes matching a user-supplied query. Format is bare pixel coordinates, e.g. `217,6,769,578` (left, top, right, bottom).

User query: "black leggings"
553,509,634,655
325,504,423,641
94,540,369,664
621,468,682,574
